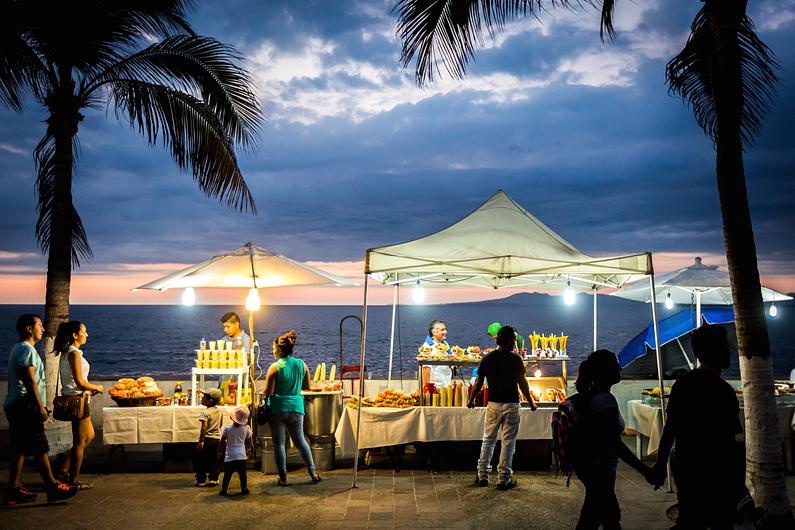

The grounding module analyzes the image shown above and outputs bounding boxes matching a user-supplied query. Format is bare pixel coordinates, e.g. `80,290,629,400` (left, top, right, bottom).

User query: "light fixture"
665,292,674,310
769,303,778,318
563,281,575,306
534,368,542,378
246,288,261,311
412,281,425,304
181,287,196,306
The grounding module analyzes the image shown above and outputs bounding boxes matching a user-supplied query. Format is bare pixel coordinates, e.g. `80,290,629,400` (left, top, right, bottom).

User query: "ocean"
1,294,793,380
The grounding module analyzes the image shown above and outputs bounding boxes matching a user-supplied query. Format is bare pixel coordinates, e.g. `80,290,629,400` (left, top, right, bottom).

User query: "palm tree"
394,0,790,519
1,0,263,405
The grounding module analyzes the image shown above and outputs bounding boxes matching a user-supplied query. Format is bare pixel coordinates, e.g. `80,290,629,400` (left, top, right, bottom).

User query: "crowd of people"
3,312,757,529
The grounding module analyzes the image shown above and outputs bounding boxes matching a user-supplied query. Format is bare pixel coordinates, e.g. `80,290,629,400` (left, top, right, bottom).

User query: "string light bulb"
769,303,778,318
245,288,261,311
563,281,575,306
665,292,674,310
534,369,542,378
412,281,425,304
181,287,196,306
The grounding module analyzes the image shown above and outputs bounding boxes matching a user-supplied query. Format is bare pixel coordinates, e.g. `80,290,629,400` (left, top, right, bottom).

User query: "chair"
340,364,366,397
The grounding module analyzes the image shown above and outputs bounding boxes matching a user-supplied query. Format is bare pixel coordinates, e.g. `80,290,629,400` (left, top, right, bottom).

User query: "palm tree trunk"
42,70,80,410
707,0,790,517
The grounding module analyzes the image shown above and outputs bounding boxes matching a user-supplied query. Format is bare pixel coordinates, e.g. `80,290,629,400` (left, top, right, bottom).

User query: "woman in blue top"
264,330,320,486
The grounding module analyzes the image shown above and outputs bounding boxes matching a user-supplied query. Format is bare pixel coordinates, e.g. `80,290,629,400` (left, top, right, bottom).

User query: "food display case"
190,345,251,406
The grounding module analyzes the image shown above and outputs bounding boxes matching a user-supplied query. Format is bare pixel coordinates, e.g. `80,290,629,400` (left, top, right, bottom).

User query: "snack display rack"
190,349,251,406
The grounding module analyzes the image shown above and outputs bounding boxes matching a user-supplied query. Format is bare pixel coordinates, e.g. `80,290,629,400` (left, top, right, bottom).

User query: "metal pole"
387,284,398,387
649,273,672,492
352,273,369,488
593,286,598,351
695,291,702,328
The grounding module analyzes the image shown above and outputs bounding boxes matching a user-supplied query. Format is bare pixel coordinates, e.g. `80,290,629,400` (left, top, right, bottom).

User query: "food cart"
348,189,663,486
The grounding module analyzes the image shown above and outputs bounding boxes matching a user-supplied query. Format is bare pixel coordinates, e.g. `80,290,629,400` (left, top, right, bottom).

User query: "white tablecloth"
626,400,795,468
103,406,236,445
334,406,553,456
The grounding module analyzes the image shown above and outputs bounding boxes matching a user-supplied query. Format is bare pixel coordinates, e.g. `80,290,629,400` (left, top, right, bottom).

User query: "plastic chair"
340,364,366,397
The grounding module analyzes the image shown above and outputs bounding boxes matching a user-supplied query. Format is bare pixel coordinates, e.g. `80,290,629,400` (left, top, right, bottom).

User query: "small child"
218,405,252,496
195,388,223,487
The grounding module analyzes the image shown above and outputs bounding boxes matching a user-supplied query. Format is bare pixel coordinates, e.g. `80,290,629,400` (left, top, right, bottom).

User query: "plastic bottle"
200,338,207,350
173,381,183,405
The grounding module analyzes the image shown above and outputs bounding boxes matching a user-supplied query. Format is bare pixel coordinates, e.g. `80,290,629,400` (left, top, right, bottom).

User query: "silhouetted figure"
651,324,750,529
572,350,652,530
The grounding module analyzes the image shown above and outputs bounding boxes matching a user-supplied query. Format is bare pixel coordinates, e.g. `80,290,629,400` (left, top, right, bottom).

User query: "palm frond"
394,0,596,86
33,133,92,267
0,1,51,110
599,0,615,41
107,79,256,213
666,9,779,147
87,36,262,151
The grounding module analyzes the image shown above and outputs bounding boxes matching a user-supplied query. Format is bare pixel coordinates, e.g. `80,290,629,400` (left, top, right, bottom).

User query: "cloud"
0,251,37,259
756,1,795,31
0,143,27,156
558,50,638,87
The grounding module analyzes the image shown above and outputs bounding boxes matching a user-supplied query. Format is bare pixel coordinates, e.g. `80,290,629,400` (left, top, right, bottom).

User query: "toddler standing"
218,405,252,496
194,388,223,487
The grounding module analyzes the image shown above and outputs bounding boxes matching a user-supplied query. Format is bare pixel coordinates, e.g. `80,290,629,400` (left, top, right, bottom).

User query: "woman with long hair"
572,349,652,530
53,321,104,489
264,330,320,486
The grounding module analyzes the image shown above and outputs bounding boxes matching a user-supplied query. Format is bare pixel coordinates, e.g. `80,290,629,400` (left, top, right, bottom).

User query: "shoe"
2,486,38,506
219,490,228,497
195,481,207,487
70,481,94,490
54,471,70,484
206,480,218,487
46,482,78,502
309,471,322,483
241,488,250,495
277,476,289,487
474,476,489,487
496,479,518,491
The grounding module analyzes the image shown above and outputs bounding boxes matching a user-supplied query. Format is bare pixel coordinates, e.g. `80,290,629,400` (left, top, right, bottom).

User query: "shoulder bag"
53,360,88,422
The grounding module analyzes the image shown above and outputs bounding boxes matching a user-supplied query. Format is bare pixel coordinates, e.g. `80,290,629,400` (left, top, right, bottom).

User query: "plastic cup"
195,359,201,368
218,341,225,351
220,360,229,369
209,340,217,350
226,341,233,351
211,360,219,369
236,359,244,369
211,351,219,361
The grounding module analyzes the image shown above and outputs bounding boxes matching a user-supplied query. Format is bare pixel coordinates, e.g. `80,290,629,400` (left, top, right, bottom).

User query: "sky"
1,0,794,305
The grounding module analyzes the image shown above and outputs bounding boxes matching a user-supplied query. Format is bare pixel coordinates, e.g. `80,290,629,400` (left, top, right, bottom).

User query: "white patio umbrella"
611,256,792,326
133,242,352,351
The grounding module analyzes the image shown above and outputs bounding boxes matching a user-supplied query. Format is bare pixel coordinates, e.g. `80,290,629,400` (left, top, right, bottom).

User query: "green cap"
487,322,502,337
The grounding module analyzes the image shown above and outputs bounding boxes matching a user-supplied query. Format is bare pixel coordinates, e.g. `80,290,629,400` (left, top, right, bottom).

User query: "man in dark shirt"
651,324,748,529
468,326,536,490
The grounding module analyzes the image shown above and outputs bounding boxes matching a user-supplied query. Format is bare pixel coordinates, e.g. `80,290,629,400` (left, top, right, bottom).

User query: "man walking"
3,314,78,505
468,325,536,490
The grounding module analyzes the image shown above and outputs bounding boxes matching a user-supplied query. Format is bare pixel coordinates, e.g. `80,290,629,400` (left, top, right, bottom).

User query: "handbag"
256,395,271,425
53,368,87,422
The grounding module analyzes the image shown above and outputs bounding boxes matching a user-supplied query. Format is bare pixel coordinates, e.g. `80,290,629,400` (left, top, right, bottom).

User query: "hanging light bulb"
665,292,674,310
181,287,196,306
534,368,542,378
769,303,778,318
412,281,425,304
246,288,261,311
563,281,575,306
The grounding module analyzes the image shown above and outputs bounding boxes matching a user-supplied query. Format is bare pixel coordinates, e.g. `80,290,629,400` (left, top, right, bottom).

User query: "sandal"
277,476,289,487
309,472,322,483
70,481,94,490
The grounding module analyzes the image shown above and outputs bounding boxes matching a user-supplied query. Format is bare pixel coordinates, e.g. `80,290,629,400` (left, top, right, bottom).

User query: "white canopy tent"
611,256,792,326
351,190,664,486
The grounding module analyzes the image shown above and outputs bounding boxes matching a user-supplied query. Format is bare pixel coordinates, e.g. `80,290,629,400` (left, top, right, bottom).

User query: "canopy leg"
387,285,398,387
649,273,673,492
352,274,369,488
593,286,598,351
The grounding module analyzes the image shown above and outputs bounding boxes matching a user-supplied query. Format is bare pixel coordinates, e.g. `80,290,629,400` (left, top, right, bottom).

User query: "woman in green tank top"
264,331,320,486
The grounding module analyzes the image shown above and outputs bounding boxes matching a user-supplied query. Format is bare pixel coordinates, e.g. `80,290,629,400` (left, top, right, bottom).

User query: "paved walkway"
1,462,681,530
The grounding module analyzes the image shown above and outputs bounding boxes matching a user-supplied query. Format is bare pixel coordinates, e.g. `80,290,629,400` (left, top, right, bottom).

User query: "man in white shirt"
422,320,453,387
218,312,250,352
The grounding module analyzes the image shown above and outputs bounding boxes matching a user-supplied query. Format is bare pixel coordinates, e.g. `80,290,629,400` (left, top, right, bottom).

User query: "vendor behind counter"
422,320,452,387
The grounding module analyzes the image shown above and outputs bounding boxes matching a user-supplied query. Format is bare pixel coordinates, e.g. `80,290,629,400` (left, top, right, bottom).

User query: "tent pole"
352,273,369,489
593,286,598,350
696,291,702,328
387,284,398,387
649,273,672,492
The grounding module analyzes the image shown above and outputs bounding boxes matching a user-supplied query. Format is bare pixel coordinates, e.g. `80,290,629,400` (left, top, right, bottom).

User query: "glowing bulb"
182,287,195,306
769,303,778,318
534,369,542,378
563,281,575,306
665,293,674,310
412,283,425,304
245,288,261,311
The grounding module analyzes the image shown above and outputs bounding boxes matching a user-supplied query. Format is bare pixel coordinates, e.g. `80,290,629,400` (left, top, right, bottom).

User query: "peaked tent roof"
365,190,652,289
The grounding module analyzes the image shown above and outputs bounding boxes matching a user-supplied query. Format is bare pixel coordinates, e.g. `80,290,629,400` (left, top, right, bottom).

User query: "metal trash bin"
303,391,343,437
310,435,336,471
259,436,277,474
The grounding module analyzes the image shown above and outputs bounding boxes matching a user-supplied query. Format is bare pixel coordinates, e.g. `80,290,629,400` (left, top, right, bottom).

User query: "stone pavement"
1,462,682,530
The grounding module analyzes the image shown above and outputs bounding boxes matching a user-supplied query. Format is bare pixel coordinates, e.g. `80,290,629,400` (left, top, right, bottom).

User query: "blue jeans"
477,402,520,484
269,412,316,477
